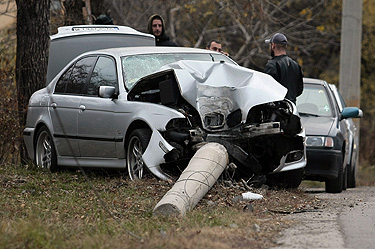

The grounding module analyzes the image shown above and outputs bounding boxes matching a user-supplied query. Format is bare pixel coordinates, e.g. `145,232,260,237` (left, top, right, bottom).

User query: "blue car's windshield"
296,84,333,117
121,53,234,89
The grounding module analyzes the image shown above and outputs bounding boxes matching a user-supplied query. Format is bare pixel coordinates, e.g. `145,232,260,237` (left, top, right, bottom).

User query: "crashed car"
23,46,306,187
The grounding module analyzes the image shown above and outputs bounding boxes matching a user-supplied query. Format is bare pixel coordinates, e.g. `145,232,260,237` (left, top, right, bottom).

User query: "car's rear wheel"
126,129,152,181
35,127,58,172
325,154,343,193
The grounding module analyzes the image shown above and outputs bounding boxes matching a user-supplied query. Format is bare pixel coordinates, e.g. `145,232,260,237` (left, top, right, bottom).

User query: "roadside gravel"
271,186,375,249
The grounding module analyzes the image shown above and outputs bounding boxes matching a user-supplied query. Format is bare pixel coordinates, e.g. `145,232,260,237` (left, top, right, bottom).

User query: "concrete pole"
339,0,363,171
153,143,228,216
339,0,363,109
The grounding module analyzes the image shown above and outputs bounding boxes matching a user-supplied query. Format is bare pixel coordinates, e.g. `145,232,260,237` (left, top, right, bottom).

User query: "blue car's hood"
300,116,335,136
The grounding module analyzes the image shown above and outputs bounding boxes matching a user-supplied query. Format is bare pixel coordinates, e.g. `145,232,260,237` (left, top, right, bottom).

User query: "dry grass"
0,164,322,249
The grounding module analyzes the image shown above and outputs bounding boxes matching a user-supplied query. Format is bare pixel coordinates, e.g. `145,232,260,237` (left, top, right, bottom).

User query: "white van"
46,25,155,84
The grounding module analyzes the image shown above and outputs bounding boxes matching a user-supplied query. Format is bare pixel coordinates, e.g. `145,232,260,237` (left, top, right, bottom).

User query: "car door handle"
51,103,57,109
79,105,86,111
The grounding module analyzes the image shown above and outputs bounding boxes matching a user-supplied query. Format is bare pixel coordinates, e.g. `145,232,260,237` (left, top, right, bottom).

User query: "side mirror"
341,107,363,119
99,86,116,98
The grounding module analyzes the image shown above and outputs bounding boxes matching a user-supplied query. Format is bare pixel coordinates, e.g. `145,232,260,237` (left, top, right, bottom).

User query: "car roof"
83,46,224,57
303,77,327,85
51,25,154,40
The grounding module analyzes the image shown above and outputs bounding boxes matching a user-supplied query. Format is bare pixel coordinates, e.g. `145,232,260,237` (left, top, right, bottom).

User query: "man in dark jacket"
148,14,177,46
264,33,303,103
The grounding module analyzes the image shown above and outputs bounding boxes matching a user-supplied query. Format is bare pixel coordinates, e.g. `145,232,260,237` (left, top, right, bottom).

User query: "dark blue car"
297,78,362,193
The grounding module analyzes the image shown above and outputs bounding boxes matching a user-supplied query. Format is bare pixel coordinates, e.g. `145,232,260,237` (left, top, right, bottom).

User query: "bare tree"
15,0,50,163
61,0,85,25
91,0,338,75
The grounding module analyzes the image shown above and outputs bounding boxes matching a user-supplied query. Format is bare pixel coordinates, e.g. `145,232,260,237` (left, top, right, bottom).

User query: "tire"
347,150,357,188
325,154,343,193
342,165,347,191
126,129,152,181
267,168,304,189
35,127,58,172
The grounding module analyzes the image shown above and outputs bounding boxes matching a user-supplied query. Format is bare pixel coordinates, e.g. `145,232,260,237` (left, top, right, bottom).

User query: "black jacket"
264,55,303,103
155,35,177,46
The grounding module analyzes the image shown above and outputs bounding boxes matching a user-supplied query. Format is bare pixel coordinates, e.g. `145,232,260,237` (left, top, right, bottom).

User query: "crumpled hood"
160,60,288,121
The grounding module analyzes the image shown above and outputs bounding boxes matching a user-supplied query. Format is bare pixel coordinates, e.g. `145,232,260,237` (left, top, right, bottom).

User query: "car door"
78,55,117,158
50,56,97,156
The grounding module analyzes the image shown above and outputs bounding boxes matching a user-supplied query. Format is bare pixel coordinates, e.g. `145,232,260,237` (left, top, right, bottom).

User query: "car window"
66,56,97,94
296,84,333,117
121,53,234,89
55,65,73,93
87,56,117,96
336,90,347,110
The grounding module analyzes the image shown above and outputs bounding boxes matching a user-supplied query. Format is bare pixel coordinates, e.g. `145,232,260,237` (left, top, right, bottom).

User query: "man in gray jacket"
264,33,303,104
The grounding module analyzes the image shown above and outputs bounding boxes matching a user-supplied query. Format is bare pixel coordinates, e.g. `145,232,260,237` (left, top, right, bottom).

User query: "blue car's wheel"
325,154,343,193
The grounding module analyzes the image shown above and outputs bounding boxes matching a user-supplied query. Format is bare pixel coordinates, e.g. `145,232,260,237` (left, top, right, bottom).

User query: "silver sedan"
23,46,306,187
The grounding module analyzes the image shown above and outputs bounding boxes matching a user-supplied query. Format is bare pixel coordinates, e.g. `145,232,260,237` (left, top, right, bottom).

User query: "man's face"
208,42,222,52
152,19,163,37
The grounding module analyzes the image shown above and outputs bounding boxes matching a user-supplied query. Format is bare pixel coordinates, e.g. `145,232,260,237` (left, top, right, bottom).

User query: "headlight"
306,136,334,148
204,112,225,129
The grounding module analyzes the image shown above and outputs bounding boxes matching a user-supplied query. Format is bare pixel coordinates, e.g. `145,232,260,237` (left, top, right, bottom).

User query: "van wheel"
126,129,151,181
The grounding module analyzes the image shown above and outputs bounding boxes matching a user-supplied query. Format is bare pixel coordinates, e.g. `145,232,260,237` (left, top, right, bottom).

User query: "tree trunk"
16,0,50,164
62,0,85,25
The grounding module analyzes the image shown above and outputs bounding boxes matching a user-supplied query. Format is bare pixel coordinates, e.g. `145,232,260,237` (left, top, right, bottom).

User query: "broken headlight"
204,112,225,129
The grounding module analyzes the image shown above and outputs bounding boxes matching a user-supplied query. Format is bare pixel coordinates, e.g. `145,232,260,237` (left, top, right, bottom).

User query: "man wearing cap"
264,33,303,104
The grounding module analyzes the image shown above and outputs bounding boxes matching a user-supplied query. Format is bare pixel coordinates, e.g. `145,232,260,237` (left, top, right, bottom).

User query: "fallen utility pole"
153,143,228,216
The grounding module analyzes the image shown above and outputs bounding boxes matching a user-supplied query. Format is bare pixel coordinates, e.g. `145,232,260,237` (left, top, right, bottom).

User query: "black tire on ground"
126,128,152,181
325,155,344,193
347,152,357,188
35,126,58,172
342,165,347,191
267,168,304,189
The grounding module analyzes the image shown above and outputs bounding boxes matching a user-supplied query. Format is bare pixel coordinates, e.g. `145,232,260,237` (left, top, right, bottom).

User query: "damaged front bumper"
142,119,306,180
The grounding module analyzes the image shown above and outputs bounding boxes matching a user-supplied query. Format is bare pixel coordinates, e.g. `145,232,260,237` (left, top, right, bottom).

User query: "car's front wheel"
126,129,152,181
347,148,357,188
325,154,344,193
35,127,58,172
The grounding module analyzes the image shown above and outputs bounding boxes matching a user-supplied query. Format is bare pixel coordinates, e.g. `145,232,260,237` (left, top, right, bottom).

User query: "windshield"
296,84,333,117
121,53,234,89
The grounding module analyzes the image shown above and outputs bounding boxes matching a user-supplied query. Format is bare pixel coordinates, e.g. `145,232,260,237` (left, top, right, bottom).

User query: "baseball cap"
95,15,113,25
265,33,288,44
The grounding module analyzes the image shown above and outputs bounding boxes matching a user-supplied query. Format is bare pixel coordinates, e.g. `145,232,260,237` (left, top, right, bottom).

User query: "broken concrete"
153,143,228,216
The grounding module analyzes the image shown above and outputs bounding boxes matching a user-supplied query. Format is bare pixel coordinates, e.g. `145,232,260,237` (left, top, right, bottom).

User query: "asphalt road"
271,186,375,249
